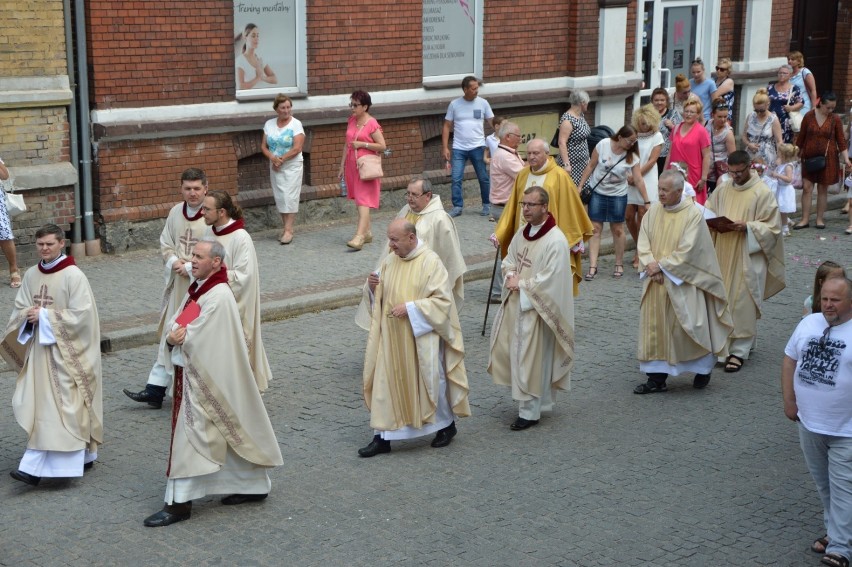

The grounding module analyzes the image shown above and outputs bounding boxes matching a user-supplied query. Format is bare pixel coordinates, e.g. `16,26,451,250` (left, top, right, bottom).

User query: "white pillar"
595,3,629,127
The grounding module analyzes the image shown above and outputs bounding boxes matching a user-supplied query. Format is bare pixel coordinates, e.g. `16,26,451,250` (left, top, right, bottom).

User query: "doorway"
789,0,837,94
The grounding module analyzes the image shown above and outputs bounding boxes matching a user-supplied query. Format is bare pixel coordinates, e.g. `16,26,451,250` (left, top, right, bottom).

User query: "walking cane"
481,248,501,336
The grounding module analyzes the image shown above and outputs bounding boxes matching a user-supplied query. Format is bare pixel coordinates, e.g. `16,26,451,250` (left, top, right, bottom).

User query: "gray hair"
197,236,226,262
498,120,519,139
779,63,794,74
569,90,590,106
409,175,433,194
659,170,685,191
527,138,550,154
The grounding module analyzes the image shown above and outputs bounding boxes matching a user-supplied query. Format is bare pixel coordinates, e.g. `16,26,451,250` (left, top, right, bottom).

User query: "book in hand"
175,300,201,326
706,216,738,233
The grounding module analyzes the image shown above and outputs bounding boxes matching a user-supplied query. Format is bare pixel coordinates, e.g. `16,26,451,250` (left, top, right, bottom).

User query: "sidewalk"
0,186,846,355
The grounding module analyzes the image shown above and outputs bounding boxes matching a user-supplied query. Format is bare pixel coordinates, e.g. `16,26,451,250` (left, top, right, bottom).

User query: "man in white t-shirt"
442,76,494,218
782,276,852,566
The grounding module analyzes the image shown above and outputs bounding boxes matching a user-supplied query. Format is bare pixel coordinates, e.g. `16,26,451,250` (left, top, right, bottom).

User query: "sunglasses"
715,66,729,72
713,104,729,111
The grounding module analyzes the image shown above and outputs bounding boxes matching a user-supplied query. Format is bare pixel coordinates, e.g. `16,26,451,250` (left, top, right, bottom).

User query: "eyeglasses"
519,201,545,208
755,108,768,113
728,166,750,176
715,66,729,72
818,326,832,349
682,110,698,116
348,103,362,109
506,132,522,138
405,192,425,198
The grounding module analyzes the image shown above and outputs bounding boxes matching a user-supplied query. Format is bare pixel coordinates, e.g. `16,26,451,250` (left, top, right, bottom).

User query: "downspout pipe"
63,0,81,245
74,0,97,246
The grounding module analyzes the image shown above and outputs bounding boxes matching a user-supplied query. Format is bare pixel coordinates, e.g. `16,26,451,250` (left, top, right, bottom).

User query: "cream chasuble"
705,174,785,341
494,157,593,296
208,221,272,392
488,216,575,400
164,281,282,482
355,194,467,330
363,244,470,432
158,203,207,337
637,200,733,369
1,260,103,455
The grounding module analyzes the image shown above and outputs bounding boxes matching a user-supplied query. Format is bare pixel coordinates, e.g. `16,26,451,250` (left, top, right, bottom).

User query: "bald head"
387,218,418,258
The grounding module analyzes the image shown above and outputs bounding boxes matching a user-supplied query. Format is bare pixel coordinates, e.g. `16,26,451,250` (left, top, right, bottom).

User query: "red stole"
38,256,76,274
522,213,557,241
183,202,203,221
212,219,245,236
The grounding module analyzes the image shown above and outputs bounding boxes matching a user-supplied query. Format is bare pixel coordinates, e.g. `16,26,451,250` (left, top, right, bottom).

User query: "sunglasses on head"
713,104,729,110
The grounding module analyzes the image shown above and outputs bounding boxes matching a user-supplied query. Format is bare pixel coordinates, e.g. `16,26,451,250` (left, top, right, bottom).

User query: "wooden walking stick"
481,248,501,336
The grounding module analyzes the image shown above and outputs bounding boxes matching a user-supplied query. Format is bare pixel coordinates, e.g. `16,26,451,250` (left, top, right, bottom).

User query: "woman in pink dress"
338,90,386,251
664,97,711,204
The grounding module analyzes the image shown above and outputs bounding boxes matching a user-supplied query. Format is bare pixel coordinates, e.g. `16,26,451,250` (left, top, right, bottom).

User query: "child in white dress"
768,144,798,236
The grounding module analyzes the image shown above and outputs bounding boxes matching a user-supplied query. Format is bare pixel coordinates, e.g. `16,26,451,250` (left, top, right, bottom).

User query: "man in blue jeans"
782,276,852,567
442,76,493,217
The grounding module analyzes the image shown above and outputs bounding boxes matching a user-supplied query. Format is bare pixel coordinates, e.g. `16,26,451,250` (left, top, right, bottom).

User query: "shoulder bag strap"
588,153,628,192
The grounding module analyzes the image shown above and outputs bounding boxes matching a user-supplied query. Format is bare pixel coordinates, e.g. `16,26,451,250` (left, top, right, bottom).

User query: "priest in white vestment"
705,151,785,373
143,239,282,527
2,224,102,486
124,168,208,408
633,171,733,394
359,218,471,457
488,187,575,430
202,190,272,392
355,176,466,330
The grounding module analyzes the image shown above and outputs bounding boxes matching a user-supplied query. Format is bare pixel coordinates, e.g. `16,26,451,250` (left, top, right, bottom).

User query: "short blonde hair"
632,104,661,133
787,51,804,66
684,96,703,117
717,57,732,69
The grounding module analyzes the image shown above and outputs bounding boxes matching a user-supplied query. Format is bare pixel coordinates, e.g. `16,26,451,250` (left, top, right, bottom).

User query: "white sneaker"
782,226,791,236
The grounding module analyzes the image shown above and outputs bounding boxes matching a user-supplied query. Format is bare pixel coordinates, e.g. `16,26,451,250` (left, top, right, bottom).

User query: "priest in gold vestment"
355,176,466,330
488,187,575,430
359,219,470,458
705,151,785,373
493,138,593,296
144,239,282,527
2,224,102,486
633,171,733,394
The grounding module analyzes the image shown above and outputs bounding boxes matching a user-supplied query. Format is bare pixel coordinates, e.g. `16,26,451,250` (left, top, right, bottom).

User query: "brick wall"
7,187,76,266
0,0,67,77
86,1,234,109
0,109,70,166
834,2,851,115
306,0,422,93
625,0,637,73
483,0,572,80
568,0,600,77
718,0,746,60
94,134,237,222
769,0,795,58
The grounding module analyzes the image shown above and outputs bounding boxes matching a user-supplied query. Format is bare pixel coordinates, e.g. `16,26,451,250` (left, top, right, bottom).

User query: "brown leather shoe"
347,234,366,250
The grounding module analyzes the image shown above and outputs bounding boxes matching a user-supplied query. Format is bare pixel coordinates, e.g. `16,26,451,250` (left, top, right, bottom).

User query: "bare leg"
798,179,814,226
587,221,602,275
282,213,295,236
611,222,626,270
625,204,639,264
847,199,852,233
356,205,372,236
815,183,828,226
0,239,18,275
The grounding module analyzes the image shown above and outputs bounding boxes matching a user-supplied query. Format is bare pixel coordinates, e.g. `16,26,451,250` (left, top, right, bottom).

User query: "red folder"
175,300,201,326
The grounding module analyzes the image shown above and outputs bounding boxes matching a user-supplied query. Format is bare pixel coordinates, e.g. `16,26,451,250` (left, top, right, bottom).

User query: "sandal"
9,271,21,289
724,354,744,373
584,266,598,281
821,553,849,567
613,265,624,279
633,381,668,394
812,536,829,554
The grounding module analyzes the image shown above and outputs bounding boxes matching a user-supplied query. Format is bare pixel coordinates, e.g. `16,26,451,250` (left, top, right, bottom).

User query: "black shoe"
488,295,502,304
358,436,391,458
221,493,268,505
693,373,711,389
431,422,457,448
510,417,539,431
84,461,94,471
10,470,40,486
123,385,165,409
143,502,192,527
633,380,668,394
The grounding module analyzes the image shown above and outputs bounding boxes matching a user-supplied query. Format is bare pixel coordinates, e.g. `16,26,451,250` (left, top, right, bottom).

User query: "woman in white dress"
626,104,663,269
236,23,277,90
261,94,305,244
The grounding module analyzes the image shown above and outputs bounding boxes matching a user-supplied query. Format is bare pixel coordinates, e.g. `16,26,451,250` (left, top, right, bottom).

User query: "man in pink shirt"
488,121,525,301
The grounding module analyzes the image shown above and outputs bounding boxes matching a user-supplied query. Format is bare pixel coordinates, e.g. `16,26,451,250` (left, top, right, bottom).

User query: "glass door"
638,0,703,105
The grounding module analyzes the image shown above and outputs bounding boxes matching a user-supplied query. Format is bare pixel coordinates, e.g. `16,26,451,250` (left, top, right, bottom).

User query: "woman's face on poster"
246,27,260,50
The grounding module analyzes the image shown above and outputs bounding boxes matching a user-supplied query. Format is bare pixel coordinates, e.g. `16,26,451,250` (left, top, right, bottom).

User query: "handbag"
353,122,384,181
581,153,627,205
2,177,25,218
802,116,836,174
789,110,803,132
